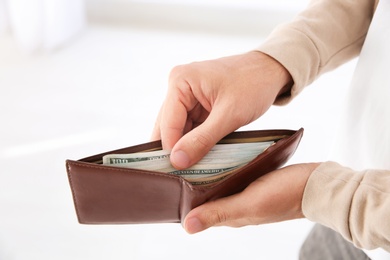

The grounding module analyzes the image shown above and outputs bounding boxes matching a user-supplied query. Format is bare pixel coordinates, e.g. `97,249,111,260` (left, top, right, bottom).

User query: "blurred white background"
0,0,357,259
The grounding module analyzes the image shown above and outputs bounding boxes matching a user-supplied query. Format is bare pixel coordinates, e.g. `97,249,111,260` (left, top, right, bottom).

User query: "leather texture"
66,128,303,224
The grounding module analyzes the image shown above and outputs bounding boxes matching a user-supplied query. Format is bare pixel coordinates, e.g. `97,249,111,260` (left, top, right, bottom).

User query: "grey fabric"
299,224,371,260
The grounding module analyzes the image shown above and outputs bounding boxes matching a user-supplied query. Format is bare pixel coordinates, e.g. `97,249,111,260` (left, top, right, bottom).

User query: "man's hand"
183,163,320,234
152,51,292,169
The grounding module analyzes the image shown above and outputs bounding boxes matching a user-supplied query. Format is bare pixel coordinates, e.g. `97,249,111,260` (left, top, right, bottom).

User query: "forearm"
302,161,390,252
257,0,378,104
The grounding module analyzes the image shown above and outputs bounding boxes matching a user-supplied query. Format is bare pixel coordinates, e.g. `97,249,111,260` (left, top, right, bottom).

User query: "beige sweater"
258,0,390,252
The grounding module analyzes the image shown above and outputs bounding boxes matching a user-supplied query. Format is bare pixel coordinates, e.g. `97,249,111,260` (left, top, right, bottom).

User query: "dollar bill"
103,141,274,185
103,150,170,164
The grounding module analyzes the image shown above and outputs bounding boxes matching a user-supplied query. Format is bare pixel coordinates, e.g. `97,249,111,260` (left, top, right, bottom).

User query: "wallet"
66,128,303,224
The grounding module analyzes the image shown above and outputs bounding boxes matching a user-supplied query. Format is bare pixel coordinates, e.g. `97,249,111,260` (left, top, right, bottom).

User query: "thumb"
170,109,240,169
183,193,244,234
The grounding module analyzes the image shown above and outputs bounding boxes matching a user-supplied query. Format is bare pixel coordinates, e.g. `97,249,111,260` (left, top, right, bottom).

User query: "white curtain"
0,0,85,53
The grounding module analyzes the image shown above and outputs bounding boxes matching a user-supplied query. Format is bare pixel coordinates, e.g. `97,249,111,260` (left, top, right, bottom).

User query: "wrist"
296,162,321,218
249,51,293,100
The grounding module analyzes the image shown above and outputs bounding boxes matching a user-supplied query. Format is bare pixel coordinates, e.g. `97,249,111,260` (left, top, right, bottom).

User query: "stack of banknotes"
103,141,274,185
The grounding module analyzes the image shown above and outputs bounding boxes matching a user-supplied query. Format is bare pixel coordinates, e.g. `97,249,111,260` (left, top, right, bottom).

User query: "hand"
152,51,292,169
183,163,320,234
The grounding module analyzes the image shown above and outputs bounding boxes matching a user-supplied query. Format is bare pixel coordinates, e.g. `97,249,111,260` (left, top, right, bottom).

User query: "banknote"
103,141,274,185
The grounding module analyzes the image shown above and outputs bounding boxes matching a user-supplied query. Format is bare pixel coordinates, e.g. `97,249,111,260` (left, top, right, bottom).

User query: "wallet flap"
67,161,184,224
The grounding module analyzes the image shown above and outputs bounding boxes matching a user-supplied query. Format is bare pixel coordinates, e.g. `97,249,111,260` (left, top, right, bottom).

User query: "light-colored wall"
0,1,356,259
85,0,309,36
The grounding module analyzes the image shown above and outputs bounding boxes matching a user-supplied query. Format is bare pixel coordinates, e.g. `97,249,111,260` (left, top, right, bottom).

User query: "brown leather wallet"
66,128,303,224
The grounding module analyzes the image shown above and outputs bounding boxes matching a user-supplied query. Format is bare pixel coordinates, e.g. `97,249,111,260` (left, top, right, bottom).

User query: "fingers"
159,105,187,150
159,86,196,150
183,192,246,234
169,105,242,169
183,163,319,234
152,52,289,168
153,98,239,170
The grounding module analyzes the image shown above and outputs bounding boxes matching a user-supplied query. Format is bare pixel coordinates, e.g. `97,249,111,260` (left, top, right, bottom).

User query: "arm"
152,0,377,168
152,52,292,169
182,0,389,252
184,162,390,251
303,162,390,251
258,0,378,104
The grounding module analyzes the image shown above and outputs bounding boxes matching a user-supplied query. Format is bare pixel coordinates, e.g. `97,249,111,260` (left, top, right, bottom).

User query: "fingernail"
172,150,190,169
185,217,203,234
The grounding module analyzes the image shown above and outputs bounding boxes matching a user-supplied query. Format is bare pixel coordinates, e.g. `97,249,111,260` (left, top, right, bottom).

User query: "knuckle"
169,64,192,82
207,208,228,225
169,65,183,79
168,65,194,100
190,132,214,153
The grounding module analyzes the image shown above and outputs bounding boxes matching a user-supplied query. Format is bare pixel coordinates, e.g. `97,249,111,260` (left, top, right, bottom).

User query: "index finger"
159,83,196,150
160,105,187,149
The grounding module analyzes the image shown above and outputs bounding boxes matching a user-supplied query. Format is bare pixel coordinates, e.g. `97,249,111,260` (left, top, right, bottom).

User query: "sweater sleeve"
302,161,390,251
256,0,378,104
